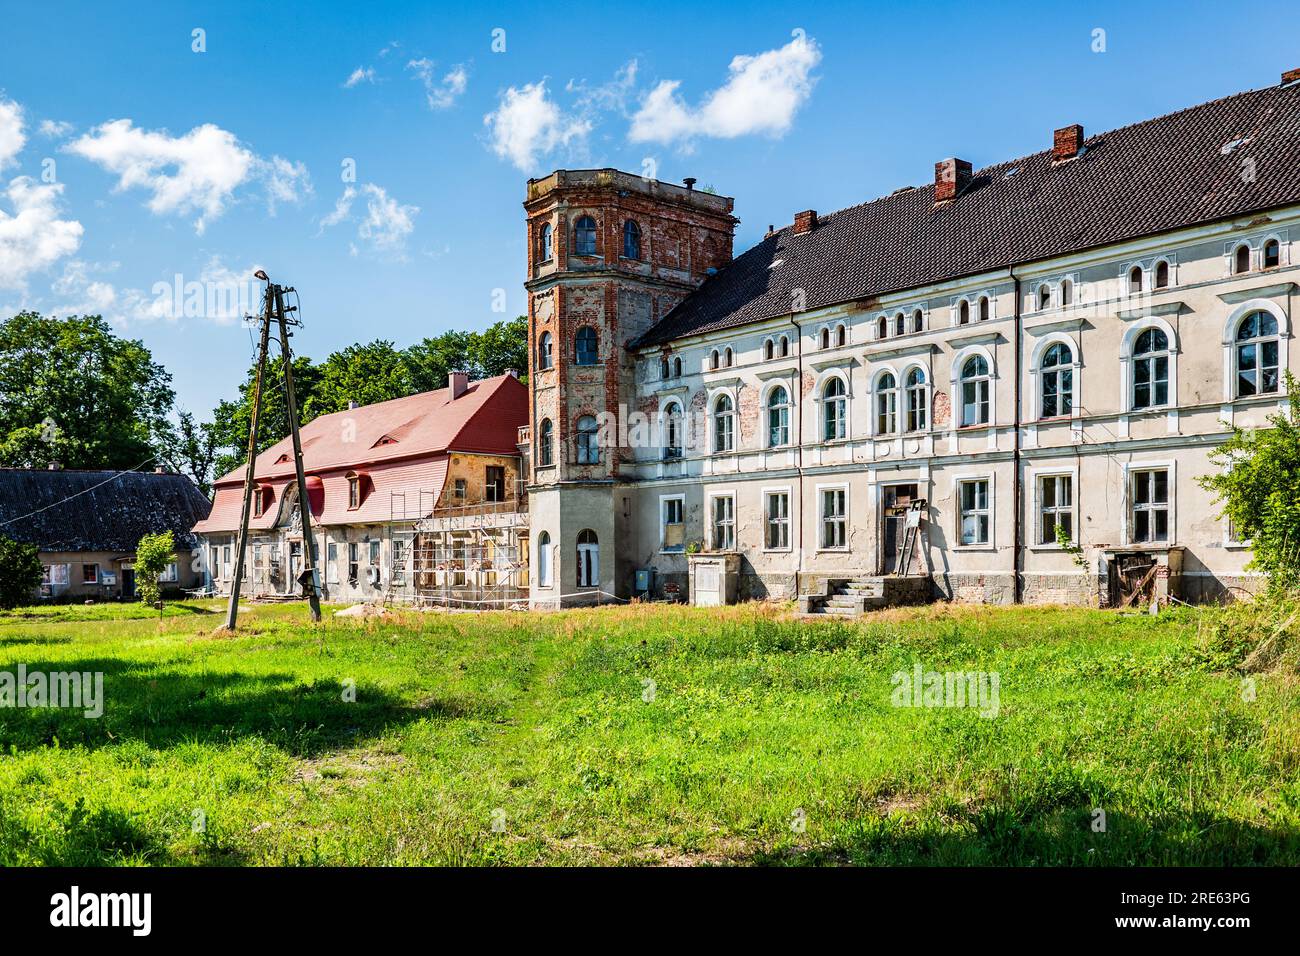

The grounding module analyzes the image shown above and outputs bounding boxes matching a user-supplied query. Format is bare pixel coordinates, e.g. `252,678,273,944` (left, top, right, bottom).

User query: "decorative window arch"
573,215,597,256
712,393,736,452
1263,237,1282,269
877,315,888,340
766,383,791,447
576,529,599,588
1120,318,1179,413
1037,340,1075,419
904,365,929,432
538,331,554,370
623,220,642,260
911,309,924,333
574,326,598,365
763,338,775,361
779,334,790,357
835,323,847,347
1153,259,1171,289
538,418,554,466
538,222,553,262
819,327,831,350
536,531,552,587
950,347,995,427
1222,299,1289,400
1060,278,1074,306
723,346,734,367
958,298,971,325
1128,264,1144,294
1232,242,1251,275
978,295,990,321
873,368,899,435
662,401,684,458
575,414,601,464
1037,284,1052,310
673,356,683,377
821,374,848,441
710,348,720,370
895,311,906,336
659,356,670,379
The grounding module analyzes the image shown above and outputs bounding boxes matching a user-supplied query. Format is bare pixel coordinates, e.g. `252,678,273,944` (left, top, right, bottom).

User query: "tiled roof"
0,469,212,553
633,79,1300,348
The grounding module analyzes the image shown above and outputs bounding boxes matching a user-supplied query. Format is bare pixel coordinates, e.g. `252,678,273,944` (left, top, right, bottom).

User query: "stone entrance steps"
799,576,931,617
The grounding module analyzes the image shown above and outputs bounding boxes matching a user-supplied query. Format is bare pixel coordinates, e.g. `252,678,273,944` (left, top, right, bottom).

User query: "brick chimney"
449,370,469,399
1284,67,1300,85
1053,124,1084,163
154,465,166,475
793,210,818,235
47,460,61,470
934,158,972,203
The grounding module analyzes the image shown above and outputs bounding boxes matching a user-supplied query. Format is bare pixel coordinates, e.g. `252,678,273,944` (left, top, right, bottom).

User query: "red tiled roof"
193,375,525,534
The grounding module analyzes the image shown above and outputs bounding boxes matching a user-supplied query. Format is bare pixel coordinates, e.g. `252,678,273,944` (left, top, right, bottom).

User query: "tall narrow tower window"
574,216,597,256
623,220,642,260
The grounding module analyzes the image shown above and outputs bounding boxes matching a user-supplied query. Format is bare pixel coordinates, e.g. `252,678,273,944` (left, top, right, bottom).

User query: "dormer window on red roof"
345,470,369,510
275,453,291,465
252,485,273,518
372,434,399,447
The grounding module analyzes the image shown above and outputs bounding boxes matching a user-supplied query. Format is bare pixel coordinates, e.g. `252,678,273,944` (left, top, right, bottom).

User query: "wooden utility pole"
224,282,274,631
274,284,322,622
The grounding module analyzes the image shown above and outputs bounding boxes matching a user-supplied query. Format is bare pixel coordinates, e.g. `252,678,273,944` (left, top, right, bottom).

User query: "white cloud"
0,176,83,290
38,119,73,139
66,119,309,232
483,81,591,172
0,98,25,169
629,32,821,145
344,66,376,88
408,59,469,110
318,183,417,257
568,60,639,114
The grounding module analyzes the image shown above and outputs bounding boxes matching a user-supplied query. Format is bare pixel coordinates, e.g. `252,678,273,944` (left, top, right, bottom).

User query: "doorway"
881,483,919,574
122,568,135,599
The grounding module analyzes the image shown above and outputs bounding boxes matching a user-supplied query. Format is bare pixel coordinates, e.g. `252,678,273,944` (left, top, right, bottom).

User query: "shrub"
0,535,42,609
134,530,175,609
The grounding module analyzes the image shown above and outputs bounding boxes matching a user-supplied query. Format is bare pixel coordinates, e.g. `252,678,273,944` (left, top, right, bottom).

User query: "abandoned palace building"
520,70,1300,610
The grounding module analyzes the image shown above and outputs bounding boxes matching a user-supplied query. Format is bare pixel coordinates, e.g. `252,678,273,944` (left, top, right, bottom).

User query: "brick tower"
523,169,736,606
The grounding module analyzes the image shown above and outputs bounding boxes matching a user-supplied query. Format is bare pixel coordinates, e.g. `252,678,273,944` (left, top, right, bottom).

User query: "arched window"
576,414,600,464
574,215,597,256
576,529,598,588
623,220,641,260
822,377,847,441
978,296,990,321
1037,284,1051,310
819,327,830,350
538,331,553,370
1263,238,1281,269
960,355,990,426
1039,342,1074,418
1060,279,1073,306
912,309,924,333
538,222,553,262
779,334,790,357
1128,266,1143,293
875,372,898,435
895,312,906,336
664,402,683,458
1154,260,1170,289
1233,243,1251,275
536,531,552,587
767,385,790,447
659,356,670,379
538,418,554,467
710,349,720,370
713,395,735,452
835,323,847,347
723,347,734,367
673,356,682,377
574,326,598,365
1235,310,1280,397
1132,328,1170,409
959,299,970,324
877,316,888,340
763,338,774,361
905,367,928,432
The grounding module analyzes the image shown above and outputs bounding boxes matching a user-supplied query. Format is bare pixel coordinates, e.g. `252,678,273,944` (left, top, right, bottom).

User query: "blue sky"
0,0,1295,420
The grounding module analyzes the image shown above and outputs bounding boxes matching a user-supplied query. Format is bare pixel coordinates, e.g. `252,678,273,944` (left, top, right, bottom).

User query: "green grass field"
0,599,1296,866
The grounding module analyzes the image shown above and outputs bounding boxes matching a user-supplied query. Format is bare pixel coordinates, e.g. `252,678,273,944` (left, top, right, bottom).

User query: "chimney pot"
793,210,818,235
683,177,696,191
1283,67,1300,85
347,400,359,410
47,460,61,470
154,465,166,474
506,368,519,379
934,158,973,203
1053,124,1085,163
449,370,469,399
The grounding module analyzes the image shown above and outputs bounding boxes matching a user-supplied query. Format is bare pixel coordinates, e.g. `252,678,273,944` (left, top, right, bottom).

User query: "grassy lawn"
0,599,1296,866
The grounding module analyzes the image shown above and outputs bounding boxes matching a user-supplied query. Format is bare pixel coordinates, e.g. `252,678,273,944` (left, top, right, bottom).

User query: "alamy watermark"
891,663,1000,718
0,665,104,718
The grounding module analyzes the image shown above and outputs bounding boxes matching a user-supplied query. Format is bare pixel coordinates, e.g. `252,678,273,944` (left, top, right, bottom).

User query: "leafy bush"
134,530,175,609
1204,588,1300,674
0,535,42,609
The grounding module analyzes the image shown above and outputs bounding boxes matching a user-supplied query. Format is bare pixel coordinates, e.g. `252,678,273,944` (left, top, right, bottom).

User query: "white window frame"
1028,466,1079,549
764,382,792,448
711,391,737,454
903,364,930,433
952,473,994,550
951,345,995,428
818,371,850,442
1032,333,1080,421
576,531,599,588
707,489,737,551
1122,460,1176,547
762,486,793,552
536,531,553,589
817,482,849,552
659,494,686,553
1120,318,1178,414
1221,299,1290,402
872,367,899,436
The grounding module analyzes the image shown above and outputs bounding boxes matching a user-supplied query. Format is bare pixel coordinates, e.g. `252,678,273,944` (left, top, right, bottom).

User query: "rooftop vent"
934,158,972,204
683,177,697,191
47,460,61,470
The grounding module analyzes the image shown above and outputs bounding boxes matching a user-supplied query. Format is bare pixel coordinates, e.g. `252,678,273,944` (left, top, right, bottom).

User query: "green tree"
475,315,528,379
210,354,321,478
0,312,176,470
134,530,175,609
161,410,219,496
402,329,480,392
1200,372,1300,588
0,536,42,610
307,340,415,419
